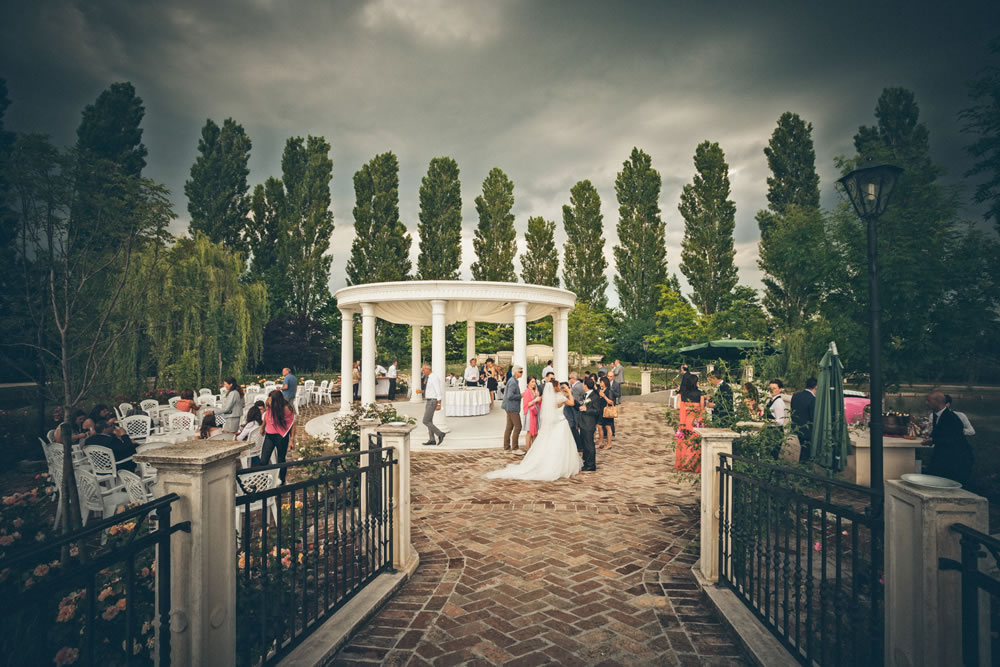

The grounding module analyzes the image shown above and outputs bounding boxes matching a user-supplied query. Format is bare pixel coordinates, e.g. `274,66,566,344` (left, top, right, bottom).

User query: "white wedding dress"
486,383,582,481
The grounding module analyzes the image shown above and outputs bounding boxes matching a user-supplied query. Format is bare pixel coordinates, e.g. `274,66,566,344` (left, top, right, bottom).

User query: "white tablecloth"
444,387,491,417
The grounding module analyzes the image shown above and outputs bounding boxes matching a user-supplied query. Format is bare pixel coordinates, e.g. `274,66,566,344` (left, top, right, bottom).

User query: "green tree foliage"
614,148,667,322
75,82,147,178
704,285,769,341
471,167,517,282
145,235,267,389
347,151,412,285
561,180,608,308
757,205,831,328
185,118,252,254
416,156,462,280
3,128,172,532
568,302,610,368
520,216,559,286
248,136,335,320
649,283,704,364
826,88,960,383
678,141,738,315
755,112,825,328
961,36,1000,234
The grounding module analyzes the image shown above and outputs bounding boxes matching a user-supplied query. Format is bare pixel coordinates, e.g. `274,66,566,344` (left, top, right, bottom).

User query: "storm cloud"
3,0,996,301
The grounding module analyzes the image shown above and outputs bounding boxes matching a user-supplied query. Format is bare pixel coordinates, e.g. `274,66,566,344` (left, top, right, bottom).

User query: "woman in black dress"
597,375,615,450
485,358,499,407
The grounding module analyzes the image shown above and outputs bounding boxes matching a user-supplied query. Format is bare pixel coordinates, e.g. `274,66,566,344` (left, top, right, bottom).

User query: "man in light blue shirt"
280,367,297,403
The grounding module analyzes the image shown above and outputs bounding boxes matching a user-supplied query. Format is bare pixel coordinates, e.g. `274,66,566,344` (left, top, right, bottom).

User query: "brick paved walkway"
333,402,747,666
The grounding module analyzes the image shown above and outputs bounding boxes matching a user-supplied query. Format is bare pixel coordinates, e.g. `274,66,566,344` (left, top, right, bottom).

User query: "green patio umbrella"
677,339,779,361
810,341,850,473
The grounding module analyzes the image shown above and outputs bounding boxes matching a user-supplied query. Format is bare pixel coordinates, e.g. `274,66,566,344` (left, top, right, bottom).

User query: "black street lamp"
641,338,650,371
837,159,903,494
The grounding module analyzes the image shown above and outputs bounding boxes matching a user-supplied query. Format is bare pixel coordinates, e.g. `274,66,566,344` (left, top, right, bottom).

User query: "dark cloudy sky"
3,1,997,303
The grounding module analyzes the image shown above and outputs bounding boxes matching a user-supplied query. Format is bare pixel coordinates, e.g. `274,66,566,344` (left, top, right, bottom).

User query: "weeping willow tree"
143,234,267,390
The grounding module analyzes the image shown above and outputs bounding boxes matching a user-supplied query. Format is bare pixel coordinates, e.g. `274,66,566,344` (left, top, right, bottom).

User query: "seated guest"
464,358,480,386
194,412,223,440
89,403,117,424
86,420,137,472
237,403,265,441
126,403,148,417
175,389,199,413
53,409,91,444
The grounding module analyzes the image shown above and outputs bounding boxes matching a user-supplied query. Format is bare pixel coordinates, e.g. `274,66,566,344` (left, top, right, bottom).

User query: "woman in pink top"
260,390,295,482
522,376,541,451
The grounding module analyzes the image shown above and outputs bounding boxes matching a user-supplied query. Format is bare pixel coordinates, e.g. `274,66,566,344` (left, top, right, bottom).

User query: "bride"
486,378,581,481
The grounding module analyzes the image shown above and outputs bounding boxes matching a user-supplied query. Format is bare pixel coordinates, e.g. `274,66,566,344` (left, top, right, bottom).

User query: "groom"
577,376,603,471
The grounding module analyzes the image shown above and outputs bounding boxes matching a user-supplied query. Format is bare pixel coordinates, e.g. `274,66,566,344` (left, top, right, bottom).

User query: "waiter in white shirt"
387,360,398,401
464,358,480,387
421,363,446,446
766,379,787,426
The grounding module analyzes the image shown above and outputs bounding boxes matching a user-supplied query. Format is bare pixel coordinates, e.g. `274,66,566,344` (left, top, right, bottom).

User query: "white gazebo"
336,281,577,414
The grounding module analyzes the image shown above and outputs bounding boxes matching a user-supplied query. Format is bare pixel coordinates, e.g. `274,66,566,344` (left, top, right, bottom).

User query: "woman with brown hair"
260,390,295,482
219,378,244,432
195,412,223,440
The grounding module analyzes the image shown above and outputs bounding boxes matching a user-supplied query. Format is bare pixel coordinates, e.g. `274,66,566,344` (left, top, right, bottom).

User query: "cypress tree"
471,167,517,282
185,118,252,254
678,141,738,316
521,216,559,286
562,180,608,308
416,156,462,280
613,148,667,322
347,151,412,285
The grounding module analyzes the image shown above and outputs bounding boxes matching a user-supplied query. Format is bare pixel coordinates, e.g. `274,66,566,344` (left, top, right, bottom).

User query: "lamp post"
837,159,903,494
641,338,650,371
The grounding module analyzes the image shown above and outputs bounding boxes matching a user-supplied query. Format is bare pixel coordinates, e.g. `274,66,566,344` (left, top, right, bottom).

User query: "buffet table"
444,387,491,417
845,430,931,487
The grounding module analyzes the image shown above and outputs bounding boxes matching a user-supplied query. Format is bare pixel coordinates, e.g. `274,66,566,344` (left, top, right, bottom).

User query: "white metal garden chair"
239,429,270,468
118,469,151,504
263,382,276,393
235,468,280,540
120,414,152,442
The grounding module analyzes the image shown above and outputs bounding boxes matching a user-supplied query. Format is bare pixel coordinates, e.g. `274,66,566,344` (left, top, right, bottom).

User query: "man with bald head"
921,391,974,488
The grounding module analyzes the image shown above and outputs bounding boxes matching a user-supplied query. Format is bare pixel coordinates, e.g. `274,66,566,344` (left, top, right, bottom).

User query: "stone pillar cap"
377,422,417,435
134,440,247,469
694,427,740,438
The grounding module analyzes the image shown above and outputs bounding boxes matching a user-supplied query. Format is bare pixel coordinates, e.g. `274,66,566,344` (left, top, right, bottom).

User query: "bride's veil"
539,381,559,428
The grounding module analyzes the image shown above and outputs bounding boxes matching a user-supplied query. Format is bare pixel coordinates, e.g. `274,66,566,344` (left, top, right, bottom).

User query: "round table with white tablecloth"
444,387,491,417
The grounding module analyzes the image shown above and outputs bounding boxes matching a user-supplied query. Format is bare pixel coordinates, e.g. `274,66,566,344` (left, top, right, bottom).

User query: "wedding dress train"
486,382,581,481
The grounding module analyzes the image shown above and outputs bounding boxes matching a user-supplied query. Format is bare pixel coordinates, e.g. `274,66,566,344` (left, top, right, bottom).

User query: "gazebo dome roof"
335,280,576,326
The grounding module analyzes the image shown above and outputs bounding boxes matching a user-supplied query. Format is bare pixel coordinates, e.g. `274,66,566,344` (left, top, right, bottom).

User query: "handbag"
603,404,618,419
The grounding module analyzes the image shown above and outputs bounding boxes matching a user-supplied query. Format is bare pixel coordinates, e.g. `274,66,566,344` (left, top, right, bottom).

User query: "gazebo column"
340,308,354,413
555,307,570,381
409,325,422,402
513,301,528,389
430,299,450,432
466,321,476,362
360,302,376,406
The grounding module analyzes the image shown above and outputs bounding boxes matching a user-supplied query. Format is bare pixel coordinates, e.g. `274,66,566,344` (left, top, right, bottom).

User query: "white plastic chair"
140,399,159,413
245,384,260,394
214,412,226,428
239,429,267,468
118,402,133,417
75,469,127,526
120,415,152,442
168,396,181,408
83,445,126,488
263,382,276,394
235,468,280,539
168,412,197,433
199,388,213,396
118,469,151,504
197,394,216,407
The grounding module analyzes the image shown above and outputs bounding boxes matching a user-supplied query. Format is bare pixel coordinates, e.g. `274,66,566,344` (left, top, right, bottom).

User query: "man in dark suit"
708,370,734,428
922,391,974,487
86,420,138,473
577,376,604,471
565,372,584,451
790,378,817,462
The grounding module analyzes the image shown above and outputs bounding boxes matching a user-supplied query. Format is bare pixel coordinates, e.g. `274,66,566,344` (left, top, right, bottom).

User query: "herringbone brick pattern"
333,403,746,666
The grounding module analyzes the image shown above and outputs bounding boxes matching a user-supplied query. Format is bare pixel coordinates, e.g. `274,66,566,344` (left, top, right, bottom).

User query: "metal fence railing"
0,494,188,667
717,453,883,666
235,440,396,666
938,522,1000,667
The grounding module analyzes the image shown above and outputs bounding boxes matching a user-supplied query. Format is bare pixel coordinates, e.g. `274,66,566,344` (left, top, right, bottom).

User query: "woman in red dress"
522,376,541,451
676,372,705,472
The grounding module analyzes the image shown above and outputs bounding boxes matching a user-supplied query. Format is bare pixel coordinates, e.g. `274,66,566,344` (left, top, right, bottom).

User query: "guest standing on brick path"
502,366,524,452
421,363,446,446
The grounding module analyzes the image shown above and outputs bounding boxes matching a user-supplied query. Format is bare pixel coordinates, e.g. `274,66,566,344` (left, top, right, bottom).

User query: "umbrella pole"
866,216,884,494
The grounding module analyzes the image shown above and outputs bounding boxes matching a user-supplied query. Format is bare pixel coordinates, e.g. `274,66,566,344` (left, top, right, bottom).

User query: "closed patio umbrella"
810,342,850,473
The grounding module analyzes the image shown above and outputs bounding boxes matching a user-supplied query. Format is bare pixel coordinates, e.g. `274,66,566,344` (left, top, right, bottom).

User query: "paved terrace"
331,402,747,666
